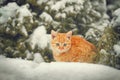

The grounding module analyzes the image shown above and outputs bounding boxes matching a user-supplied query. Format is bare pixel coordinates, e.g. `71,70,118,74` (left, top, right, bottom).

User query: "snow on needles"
21,26,28,37
37,0,48,5
0,2,19,23
113,44,120,55
27,26,49,50
0,3,33,24
55,13,66,19
111,8,120,27
16,4,33,23
40,12,53,23
51,0,66,11
0,56,120,80
49,0,84,12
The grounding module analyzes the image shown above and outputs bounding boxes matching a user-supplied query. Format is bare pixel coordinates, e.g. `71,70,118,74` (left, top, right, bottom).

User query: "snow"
113,44,120,55
0,2,19,24
55,13,66,19
25,50,33,60
21,26,28,37
40,12,53,23
48,0,84,12
111,8,120,27
37,0,48,5
100,49,109,55
0,56,120,80
46,0,54,6
85,28,96,37
113,8,120,17
16,4,33,23
90,19,109,31
51,0,66,12
90,9,101,18
66,0,84,5
74,5,83,12
63,6,75,14
27,26,49,50
85,28,99,40
33,53,44,63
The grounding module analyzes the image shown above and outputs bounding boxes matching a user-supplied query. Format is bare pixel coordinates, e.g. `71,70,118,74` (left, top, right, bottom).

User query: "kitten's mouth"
59,48,64,51
58,49,68,54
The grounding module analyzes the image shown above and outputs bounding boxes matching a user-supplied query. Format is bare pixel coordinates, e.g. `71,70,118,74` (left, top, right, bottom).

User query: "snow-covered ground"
0,55,120,80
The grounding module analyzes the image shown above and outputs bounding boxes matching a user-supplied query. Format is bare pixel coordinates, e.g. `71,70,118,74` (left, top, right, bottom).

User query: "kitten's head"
51,30,72,54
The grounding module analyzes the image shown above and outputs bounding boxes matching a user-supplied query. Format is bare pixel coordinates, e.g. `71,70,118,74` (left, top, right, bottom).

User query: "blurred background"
0,0,120,69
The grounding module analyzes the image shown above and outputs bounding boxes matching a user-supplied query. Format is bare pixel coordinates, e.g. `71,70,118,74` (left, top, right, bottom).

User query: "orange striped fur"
51,30,97,63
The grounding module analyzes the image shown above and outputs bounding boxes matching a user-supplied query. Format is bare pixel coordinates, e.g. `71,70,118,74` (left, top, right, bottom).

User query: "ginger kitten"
51,30,97,63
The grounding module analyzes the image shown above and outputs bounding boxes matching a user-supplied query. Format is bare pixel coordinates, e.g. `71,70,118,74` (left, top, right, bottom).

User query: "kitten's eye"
63,43,67,46
56,43,59,46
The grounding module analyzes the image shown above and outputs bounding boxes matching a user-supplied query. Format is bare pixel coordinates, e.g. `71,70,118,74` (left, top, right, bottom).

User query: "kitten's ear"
51,30,57,39
66,31,72,39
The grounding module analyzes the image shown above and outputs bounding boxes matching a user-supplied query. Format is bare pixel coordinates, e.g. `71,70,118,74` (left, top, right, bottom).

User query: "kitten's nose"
59,47,64,50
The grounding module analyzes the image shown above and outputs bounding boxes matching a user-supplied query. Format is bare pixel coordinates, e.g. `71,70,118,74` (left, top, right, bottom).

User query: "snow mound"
33,53,44,63
16,4,33,23
0,2,19,24
27,26,49,49
0,56,120,80
40,12,53,23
